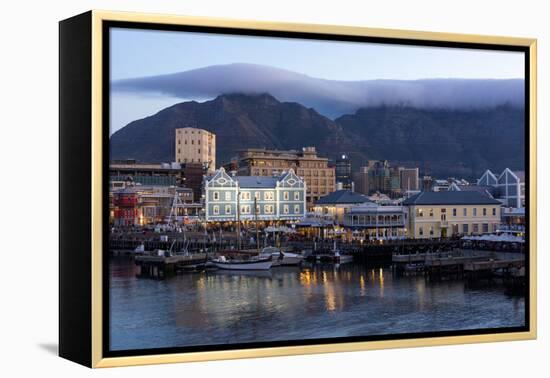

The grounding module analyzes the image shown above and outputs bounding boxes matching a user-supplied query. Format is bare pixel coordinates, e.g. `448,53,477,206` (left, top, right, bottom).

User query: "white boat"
212,255,273,270
133,243,145,254
333,250,353,264
260,247,304,266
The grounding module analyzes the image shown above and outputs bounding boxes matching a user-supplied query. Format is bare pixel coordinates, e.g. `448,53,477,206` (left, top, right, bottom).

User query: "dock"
135,253,207,279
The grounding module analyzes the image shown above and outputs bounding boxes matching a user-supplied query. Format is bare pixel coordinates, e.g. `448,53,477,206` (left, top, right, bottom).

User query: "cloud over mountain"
112,63,524,119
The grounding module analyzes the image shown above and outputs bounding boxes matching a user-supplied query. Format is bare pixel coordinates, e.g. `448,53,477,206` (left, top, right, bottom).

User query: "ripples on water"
109,256,525,351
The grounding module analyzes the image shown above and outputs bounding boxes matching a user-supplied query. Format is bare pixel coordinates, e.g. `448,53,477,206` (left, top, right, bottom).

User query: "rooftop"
316,190,372,205
403,191,502,206
234,176,280,188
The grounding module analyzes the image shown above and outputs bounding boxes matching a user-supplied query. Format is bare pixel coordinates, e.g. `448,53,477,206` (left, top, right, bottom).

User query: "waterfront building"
110,159,206,200
343,203,407,239
335,154,353,190
204,167,306,222
313,190,372,225
175,127,216,173
477,168,525,208
111,185,196,226
225,147,335,207
403,191,502,239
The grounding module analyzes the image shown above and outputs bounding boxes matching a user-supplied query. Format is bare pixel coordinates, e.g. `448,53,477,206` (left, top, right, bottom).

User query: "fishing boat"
211,255,273,270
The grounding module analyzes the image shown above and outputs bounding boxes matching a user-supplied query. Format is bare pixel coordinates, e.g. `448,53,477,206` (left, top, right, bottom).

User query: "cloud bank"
112,63,524,119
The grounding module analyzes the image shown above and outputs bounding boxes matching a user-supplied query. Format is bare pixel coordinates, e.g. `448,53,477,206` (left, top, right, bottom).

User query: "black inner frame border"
101,20,531,359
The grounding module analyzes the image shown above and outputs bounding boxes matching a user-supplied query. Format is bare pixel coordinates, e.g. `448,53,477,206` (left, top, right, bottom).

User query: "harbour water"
109,256,525,351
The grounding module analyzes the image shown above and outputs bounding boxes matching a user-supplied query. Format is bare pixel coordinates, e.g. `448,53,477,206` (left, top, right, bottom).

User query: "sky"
110,27,525,133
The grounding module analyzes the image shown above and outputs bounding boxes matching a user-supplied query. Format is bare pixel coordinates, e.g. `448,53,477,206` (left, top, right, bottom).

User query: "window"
429,208,434,217
254,191,260,200
264,191,274,200
462,224,469,234
429,227,434,236
473,224,479,234
283,204,289,214
265,205,274,214
419,227,424,236
473,208,477,216
225,191,231,201
482,223,489,233
241,192,251,200
240,205,250,214
225,205,231,214
463,208,467,216
492,208,497,216
283,191,289,200
213,191,219,201
213,205,219,215
294,191,300,201
417,209,423,217
198,148,201,154
294,204,300,214
452,208,457,216
483,208,487,216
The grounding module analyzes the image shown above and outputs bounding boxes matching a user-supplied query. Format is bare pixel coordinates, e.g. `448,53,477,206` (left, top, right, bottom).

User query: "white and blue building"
204,167,307,222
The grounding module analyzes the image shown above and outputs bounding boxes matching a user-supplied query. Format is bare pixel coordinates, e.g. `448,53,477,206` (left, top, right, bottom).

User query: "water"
109,256,525,351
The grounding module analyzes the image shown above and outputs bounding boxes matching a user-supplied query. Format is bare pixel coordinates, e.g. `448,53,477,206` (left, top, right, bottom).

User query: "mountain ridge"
110,93,524,179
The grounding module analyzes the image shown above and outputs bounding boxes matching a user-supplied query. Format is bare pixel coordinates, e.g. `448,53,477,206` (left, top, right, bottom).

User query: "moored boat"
211,255,273,270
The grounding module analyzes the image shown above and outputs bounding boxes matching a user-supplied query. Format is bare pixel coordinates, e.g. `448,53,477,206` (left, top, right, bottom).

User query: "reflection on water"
109,256,525,351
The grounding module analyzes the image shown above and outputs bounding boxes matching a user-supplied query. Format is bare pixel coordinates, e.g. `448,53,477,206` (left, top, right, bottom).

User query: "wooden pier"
135,253,207,279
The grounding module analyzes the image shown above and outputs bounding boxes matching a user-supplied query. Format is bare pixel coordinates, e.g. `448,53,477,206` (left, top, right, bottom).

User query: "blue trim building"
204,168,307,222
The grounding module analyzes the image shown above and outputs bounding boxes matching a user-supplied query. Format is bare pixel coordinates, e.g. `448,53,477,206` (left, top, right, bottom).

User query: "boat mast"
237,189,241,251
254,197,260,252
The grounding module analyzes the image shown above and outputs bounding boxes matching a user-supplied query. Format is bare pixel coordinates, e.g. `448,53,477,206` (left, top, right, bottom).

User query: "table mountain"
110,93,524,179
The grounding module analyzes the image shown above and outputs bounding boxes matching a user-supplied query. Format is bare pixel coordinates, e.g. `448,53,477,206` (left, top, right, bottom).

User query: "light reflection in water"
110,257,526,351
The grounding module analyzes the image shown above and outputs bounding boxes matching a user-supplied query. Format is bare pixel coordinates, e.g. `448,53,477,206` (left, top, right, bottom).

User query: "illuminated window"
213,205,219,215
213,191,219,201
283,204,289,214
294,191,300,201
265,205,274,214
283,191,289,200
264,191,274,200
225,191,231,201
225,205,231,214
294,204,300,214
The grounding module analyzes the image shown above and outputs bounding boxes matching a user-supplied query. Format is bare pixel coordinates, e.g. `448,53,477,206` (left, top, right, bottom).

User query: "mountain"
112,63,525,119
110,93,525,179
110,93,355,165
336,105,525,178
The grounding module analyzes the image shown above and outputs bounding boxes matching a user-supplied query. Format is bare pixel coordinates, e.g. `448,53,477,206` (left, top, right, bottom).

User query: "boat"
132,243,145,254
211,255,273,270
260,247,304,266
333,250,354,264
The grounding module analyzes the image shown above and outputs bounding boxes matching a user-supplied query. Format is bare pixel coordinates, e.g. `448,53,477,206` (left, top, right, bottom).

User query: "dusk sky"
110,27,525,133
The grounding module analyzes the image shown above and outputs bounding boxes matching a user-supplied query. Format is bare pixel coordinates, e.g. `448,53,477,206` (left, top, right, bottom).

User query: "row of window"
177,148,202,153
211,204,302,215
418,223,493,235
416,207,497,217
212,191,301,201
177,139,204,145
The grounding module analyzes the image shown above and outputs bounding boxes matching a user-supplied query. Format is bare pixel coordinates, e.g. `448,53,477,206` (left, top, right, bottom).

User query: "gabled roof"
449,184,496,198
234,176,279,188
316,190,372,205
403,191,501,206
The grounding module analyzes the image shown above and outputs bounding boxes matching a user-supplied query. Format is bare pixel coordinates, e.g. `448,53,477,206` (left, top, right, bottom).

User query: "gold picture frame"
59,10,537,368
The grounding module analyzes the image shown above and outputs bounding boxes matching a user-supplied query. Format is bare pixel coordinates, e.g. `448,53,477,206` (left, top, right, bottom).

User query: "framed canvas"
59,10,537,368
